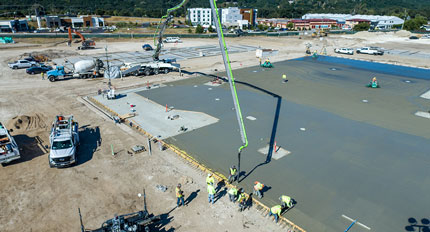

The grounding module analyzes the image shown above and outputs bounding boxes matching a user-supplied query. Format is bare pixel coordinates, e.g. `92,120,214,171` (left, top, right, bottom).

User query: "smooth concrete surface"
99,56,430,231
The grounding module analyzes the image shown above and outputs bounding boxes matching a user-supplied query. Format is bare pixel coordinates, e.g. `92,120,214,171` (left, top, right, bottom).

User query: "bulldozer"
68,27,96,50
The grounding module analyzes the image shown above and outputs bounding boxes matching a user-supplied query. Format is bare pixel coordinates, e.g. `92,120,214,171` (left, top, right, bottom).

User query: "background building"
0,20,28,32
187,8,212,27
302,13,404,29
221,7,242,24
240,8,258,26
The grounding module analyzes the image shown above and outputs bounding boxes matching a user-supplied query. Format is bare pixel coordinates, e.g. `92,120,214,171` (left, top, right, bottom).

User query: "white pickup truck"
0,122,20,165
334,48,354,55
8,60,37,69
356,47,384,55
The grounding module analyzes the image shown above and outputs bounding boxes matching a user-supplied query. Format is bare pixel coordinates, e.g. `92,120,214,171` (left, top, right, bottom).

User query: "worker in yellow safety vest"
253,181,264,199
279,195,293,208
269,205,282,223
207,184,216,204
227,187,238,202
237,189,247,211
282,74,287,83
175,184,184,207
206,173,215,186
228,165,237,183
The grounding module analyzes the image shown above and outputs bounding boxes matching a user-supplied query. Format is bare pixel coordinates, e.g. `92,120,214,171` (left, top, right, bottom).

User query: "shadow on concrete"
76,126,101,166
185,189,200,205
405,217,430,232
182,70,283,183
261,185,272,198
2,134,47,166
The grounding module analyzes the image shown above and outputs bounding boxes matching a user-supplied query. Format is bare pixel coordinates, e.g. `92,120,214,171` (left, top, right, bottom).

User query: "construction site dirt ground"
0,32,429,232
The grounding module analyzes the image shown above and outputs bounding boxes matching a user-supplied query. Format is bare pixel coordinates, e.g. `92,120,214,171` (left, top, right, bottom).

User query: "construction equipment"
261,59,274,68
0,37,14,44
48,115,79,168
210,0,248,181
367,77,380,88
68,27,96,50
79,190,161,232
305,43,312,55
0,122,20,165
47,59,104,82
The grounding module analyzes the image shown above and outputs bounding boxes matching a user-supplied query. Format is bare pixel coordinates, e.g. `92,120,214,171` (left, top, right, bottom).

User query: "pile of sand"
6,114,47,133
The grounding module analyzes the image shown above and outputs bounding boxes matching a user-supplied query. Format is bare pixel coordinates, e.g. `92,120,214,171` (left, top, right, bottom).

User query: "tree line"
2,0,429,22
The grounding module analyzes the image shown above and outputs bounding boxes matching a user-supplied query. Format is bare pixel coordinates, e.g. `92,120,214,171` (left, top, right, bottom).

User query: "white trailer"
0,122,20,165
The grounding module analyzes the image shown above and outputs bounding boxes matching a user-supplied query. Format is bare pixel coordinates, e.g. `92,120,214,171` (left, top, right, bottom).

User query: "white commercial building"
187,8,213,27
221,7,242,24
302,13,404,29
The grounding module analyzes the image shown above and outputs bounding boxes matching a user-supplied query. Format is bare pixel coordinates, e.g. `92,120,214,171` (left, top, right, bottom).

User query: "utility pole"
401,9,407,30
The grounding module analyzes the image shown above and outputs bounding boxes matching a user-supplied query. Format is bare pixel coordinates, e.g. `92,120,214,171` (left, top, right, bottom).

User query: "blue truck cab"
47,66,68,82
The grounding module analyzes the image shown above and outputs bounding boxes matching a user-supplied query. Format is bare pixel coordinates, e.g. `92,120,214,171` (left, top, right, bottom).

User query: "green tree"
195,24,204,33
404,15,427,31
208,25,215,33
354,23,370,31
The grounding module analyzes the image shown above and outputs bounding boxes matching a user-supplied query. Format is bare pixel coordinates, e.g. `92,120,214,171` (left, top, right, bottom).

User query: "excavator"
68,27,96,50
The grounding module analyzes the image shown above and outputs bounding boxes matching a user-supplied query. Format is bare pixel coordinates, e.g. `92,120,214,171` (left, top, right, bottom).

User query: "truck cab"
48,115,79,168
0,122,20,165
47,66,68,82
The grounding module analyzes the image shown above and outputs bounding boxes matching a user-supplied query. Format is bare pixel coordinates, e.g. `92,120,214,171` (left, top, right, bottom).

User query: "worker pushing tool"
269,205,282,223
228,165,237,183
237,189,247,212
227,186,238,202
261,58,274,68
253,181,264,199
279,195,293,209
282,74,287,83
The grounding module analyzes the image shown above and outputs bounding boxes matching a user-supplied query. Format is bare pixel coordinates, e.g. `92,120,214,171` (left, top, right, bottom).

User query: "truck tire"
144,69,151,76
13,66,17,69
134,71,139,76
357,51,360,54
31,64,35,67
48,76,56,82
31,71,35,75
164,69,169,74
154,69,159,75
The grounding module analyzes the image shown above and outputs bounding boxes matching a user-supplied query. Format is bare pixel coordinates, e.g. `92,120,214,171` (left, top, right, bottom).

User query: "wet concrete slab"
98,56,430,231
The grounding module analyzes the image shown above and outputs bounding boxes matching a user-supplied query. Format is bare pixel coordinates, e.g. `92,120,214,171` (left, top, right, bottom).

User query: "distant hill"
1,0,429,19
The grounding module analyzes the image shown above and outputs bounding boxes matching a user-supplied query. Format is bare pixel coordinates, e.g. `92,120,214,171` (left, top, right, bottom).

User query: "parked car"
8,60,37,69
334,48,354,55
142,44,153,51
163,37,182,43
356,47,384,55
26,65,53,74
409,36,419,40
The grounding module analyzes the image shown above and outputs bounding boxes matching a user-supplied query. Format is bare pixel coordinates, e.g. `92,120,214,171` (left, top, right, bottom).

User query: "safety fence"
87,95,306,232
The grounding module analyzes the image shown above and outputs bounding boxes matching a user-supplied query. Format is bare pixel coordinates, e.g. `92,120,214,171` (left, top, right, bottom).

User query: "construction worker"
279,195,293,208
372,77,377,83
237,189,247,211
41,72,45,80
282,74,287,83
269,205,282,223
227,187,238,202
207,184,216,204
206,173,215,186
175,184,184,207
253,181,264,199
228,165,237,183
259,58,262,66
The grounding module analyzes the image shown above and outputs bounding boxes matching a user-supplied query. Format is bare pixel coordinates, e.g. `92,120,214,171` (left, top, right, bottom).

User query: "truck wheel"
134,71,139,76
31,64,35,67
144,69,151,76
164,69,169,74
31,71,35,75
13,66,17,69
48,76,56,82
154,69,159,75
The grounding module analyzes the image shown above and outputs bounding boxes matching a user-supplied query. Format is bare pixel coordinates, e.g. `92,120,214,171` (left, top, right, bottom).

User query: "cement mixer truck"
47,59,104,82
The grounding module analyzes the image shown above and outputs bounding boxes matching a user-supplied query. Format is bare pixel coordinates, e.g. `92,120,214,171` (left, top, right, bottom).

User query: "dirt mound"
7,114,48,133
5,49,79,64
